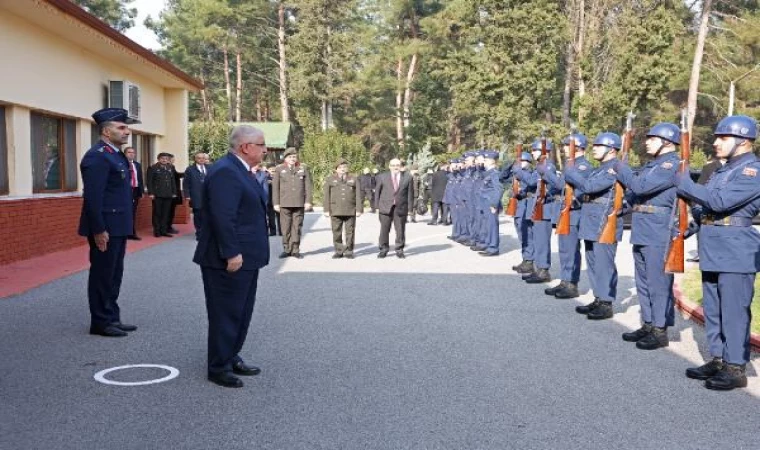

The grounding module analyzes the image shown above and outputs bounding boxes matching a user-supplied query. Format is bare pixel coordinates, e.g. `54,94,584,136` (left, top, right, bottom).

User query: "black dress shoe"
479,251,498,257
292,252,303,259
622,323,652,342
90,325,128,337
544,281,566,296
168,228,180,234
232,361,261,376
513,260,534,274
470,245,486,252
127,235,142,241
396,251,406,259
525,268,551,284
377,251,388,259
269,231,276,236
686,256,700,263
154,232,161,238
587,301,613,320
427,222,437,226
554,283,579,299
446,236,455,240
705,364,747,391
343,252,354,259
160,233,173,237
686,358,723,380
208,372,243,388
112,322,138,332
332,253,343,259
575,298,601,315
279,251,290,259
636,327,669,350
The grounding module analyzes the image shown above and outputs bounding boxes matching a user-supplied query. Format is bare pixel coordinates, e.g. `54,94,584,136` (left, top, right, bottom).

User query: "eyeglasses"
244,142,266,148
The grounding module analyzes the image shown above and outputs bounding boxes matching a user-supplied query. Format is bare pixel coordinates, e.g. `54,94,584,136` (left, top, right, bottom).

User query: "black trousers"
131,192,140,236
87,235,127,329
152,197,173,234
267,205,280,235
192,208,203,239
331,215,356,254
201,267,259,375
378,206,406,252
167,198,179,230
431,201,448,224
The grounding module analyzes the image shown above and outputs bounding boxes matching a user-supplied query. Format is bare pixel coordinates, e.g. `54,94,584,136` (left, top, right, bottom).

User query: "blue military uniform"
478,151,505,256
458,153,476,245
678,115,760,391
470,151,488,251
512,152,537,273
443,158,459,240
525,139,561,283
616,122,681,350
565,132,624,320
78,108,139,336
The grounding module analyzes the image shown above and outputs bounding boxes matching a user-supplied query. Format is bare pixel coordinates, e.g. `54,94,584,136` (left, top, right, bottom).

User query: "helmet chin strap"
726,137,744,160
652,139,666,157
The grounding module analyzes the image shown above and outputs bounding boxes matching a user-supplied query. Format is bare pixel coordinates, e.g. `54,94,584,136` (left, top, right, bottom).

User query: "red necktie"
392,173,399,191
130,162,137,188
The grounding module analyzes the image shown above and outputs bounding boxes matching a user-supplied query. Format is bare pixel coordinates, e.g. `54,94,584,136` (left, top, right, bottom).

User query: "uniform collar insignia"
661,162,673,169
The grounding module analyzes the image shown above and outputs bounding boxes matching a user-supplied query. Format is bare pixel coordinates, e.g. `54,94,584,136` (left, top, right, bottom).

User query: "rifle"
556,128,577,235
598,112,634,244
531,131,548,221
665,110,690,273
505,142,522,217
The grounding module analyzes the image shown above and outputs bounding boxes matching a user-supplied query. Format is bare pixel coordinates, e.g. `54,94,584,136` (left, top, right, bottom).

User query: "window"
132,133,154,181
30,112,78,192
0,105,8,195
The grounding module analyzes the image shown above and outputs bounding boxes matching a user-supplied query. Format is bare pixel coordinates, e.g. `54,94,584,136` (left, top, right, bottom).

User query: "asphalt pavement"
1,211,759,450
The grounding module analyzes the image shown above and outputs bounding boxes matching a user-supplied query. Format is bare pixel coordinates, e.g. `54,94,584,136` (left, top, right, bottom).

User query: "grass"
681,269,760,335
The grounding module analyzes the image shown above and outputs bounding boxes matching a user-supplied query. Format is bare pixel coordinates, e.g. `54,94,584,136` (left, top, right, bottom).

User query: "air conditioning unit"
108,80,140,121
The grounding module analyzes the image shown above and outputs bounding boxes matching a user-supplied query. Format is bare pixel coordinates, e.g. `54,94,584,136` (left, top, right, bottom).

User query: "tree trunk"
321,100,328,131
278,1,290,122
254,88,263,121
403,53,418,130
199,72,211,121
235,49,242,122
561,41,574,127
223,44,233,122
396,58,405,150
576,0,586,125
687,0,713,131
447,113,460,152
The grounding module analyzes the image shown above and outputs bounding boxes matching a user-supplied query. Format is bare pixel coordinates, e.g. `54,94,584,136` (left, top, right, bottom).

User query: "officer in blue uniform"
511,152,536,273
470,151,488,251
677,115,760,391
527,139,561,283
542,134,591,299
78,108,139,337
615,123,680,350
444,158,460,241
478,151,505,256
565,132,624,320
458,152,476,246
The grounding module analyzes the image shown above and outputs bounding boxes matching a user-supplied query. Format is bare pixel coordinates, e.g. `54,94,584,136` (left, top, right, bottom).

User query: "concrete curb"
673,274,760,352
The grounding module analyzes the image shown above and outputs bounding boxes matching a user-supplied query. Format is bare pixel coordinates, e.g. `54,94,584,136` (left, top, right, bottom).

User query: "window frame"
30,111,77,194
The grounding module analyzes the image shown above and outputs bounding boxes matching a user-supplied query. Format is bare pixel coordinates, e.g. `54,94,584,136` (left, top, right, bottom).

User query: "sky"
124,0,167,50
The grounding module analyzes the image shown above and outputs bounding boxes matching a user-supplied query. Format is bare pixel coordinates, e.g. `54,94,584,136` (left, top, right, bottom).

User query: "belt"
701,215,753,227
632,204,670,215
525,193,535,198
581,195,608,205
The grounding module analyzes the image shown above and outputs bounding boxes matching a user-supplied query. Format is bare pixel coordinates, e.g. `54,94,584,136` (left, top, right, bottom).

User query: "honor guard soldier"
565,132,624,320
511,152,536,274
677,115,760,391
478,151,505,256
526,139,561,283
78,108,139,337
470,151,488,251
615,123,680,350
444,158,461,241
272,148,313,259
543,134,590,299
458,152,476,246
323,158,363,259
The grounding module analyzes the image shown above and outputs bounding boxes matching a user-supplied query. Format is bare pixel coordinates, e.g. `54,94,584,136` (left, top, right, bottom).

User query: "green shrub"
188,121,232,162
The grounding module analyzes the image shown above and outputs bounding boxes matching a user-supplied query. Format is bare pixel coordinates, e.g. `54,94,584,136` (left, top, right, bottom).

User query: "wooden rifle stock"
598,114,634,244
506,143,522,217
531,137,548,221
556,136,576,235
665,114,690,273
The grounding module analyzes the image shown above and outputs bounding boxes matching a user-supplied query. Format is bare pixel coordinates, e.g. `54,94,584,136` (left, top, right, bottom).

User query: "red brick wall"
0,196,188,266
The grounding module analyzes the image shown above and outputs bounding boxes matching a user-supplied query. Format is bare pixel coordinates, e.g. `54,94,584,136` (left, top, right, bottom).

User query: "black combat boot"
622,323,653,342
575,298,601,315
554,283,579,299
685,357,723,380
525,268,551,284
705,363,748,391
514,260,534,274
586,301,613,320
545,281,566,296
636,326,669,350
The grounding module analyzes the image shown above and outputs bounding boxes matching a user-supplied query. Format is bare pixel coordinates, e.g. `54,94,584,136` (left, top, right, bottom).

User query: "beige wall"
0,7,191,196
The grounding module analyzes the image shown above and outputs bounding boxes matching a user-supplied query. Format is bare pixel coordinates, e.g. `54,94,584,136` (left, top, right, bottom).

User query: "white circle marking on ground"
93,364,179,386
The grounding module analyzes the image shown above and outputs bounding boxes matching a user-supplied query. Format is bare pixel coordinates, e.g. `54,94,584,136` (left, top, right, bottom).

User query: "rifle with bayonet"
664,110,690,273
556,127,577,235
505,142,522,217
531,131,548,221
598,112,634,244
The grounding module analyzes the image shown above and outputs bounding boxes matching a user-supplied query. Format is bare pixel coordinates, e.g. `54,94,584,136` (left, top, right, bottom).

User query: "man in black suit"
374,158,415,258
193,125,270,388
124,147,144,240
429,164,450,225
183,152,208,239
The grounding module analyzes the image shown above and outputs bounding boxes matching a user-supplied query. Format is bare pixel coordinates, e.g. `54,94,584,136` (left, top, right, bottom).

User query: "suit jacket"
129,160,144,199
430,170,448,202
193,153,270,271
374,171,414,216
183,164,207,209
78,140,133,237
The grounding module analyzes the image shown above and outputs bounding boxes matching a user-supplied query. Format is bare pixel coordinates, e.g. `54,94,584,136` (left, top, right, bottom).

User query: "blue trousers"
202,267,260,375
476,210,488,245
558,225,581,284
451,205,461,239
484,210,500,254
702,271,755,365
532,219,552,270
460,202,471,239
632,244,675,328
87,235,126,328
584,240,617,302
516,216,534,261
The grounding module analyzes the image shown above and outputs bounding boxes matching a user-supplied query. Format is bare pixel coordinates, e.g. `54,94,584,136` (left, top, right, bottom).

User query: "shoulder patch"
661,162,673,169
578,165,587,171
742,167,757,177
607,168,617,175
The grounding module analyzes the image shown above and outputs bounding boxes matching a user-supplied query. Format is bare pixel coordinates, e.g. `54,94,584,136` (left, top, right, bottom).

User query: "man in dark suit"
374,158,415,258
429,164,449,225
167,154,183,234
78,108,139,337
193,125,270,388
124,147,144,240
183,152,209,240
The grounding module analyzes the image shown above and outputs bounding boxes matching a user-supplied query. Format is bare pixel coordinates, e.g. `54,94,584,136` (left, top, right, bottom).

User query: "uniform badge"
742,167,757,177
281,169,287,173
661,162,673,169
607,168,617,175
578,165,587,171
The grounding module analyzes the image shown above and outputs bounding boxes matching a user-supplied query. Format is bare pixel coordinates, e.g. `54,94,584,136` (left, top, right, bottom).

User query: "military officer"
512,152,537,274
677,115,760,391
444,158,461,241
615,123,680,350
565,132,624,320
542,134,591,299
470,151,488,251
78,108,139,337
525,139,560,283
458,152,476,246
478,151,505,256
272,148,313,259
323,158,363,259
